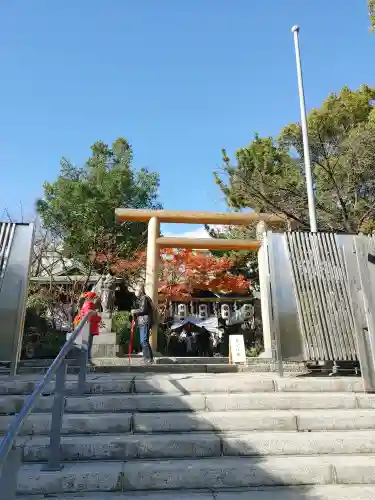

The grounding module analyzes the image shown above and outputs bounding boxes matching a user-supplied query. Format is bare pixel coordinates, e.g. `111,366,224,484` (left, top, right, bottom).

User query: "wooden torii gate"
115,208,286,350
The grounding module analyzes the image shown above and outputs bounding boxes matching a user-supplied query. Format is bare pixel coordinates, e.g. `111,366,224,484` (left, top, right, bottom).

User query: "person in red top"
78,291,102,362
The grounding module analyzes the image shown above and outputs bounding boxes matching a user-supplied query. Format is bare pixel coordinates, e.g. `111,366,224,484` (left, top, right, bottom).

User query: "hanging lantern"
221,304,230,319
178,303,187,319
241,303,254,320
198,304,208,319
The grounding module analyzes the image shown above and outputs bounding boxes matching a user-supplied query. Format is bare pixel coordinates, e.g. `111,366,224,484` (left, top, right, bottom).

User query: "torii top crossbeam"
115,208,286,226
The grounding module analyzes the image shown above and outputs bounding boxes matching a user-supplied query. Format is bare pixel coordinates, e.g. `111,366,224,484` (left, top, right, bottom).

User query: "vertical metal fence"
263,230,375,391
0,223,16,292
285,232,357,362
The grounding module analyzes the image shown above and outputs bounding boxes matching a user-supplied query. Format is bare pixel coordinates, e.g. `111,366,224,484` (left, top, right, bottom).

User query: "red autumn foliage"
107,249,251,301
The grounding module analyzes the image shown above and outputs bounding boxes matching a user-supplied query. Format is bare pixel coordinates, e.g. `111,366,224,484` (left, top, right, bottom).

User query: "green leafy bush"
112,311,168,355
112,311,140,352
246,341,263,358
112,311,131,334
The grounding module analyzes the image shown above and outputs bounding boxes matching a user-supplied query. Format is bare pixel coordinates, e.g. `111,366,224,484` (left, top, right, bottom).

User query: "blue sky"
0,1,373,237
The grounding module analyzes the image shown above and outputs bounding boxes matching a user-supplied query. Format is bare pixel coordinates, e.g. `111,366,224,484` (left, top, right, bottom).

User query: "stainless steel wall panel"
0,223,34,370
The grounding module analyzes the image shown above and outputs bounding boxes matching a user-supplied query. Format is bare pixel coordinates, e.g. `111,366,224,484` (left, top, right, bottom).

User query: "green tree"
215,85,375,233
37,138,161,271
369,1,375,30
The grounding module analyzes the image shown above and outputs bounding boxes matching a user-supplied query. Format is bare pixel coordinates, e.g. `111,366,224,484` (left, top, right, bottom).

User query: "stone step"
5,357,306,366
155,357,306,367
0,378,133,395
131,408,375,433
16,455,375,494
2,409,375,436
0,412,133,435
132,375,363,394
8,363,307,375
1,391,373,415
0,374,364,395
17,485,375,500
17,430,375,462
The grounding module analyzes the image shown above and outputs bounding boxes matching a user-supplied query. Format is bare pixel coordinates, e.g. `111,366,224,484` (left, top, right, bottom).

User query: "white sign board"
66,322,90,348
229,334,246,364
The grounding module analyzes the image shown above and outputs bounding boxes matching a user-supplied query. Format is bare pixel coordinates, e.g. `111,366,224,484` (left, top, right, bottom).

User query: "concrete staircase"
1,372,375,499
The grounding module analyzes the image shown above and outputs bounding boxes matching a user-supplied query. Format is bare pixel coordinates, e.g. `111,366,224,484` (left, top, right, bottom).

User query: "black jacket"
133,294,153,326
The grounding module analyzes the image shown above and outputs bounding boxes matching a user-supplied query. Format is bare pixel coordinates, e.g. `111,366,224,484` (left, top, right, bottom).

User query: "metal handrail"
0,311,93,475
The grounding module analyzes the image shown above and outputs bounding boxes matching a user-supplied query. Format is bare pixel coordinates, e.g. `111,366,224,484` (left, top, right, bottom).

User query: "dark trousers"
139,323,153,361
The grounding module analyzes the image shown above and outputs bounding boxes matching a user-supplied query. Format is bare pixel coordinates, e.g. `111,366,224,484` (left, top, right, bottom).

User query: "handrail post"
77,321,89,395
77,347,88,395
0,444,22,499
43,360,67,471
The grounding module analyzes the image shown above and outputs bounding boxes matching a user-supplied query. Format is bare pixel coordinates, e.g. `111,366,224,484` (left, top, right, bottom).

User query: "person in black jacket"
131,283,154,363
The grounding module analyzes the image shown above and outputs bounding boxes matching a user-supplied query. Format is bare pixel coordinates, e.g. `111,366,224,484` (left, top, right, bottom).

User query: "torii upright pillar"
145,216,160,351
